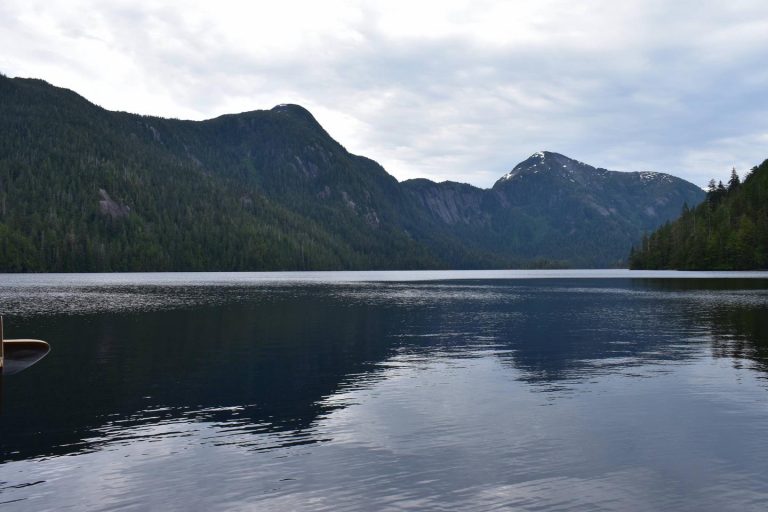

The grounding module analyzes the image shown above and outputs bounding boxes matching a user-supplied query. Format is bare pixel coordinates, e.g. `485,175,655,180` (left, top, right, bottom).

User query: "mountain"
0,74,704,271
0,77,439,271
404,151,705,266
629,159,768,269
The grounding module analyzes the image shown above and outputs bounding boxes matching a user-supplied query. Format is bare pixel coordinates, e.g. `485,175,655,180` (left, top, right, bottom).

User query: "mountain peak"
496,151,591,184
520,151,563,164
271,103,310,114
266,103,329,135
271,103,316,121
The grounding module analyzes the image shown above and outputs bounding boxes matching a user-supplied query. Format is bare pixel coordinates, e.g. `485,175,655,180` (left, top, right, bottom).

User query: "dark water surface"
1,270,768,511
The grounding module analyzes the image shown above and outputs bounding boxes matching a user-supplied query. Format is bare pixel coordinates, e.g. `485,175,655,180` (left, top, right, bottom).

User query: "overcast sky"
2,0,767,188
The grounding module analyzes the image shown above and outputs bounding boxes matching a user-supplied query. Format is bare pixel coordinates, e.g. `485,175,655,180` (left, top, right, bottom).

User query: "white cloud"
1,0,767,187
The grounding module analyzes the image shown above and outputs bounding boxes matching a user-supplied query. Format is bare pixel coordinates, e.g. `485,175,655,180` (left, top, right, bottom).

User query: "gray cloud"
2,0,767,188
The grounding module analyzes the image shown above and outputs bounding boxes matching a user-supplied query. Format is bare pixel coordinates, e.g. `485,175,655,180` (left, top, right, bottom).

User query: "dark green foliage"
0,76,442,271
630,160,768,270
0,76,705,271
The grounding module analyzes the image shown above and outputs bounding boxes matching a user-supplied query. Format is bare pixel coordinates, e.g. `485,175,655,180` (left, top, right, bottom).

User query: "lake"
1,270,768,511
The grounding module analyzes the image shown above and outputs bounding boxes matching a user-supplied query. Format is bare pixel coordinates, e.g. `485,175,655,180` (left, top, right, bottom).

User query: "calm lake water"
1,270,768,511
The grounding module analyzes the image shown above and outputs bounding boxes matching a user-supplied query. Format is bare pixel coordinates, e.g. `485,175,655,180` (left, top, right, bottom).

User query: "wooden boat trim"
1,316,50,375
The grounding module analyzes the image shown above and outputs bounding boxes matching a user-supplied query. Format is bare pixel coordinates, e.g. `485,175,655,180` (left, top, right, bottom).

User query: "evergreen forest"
0,74,705,272
630,159,768,270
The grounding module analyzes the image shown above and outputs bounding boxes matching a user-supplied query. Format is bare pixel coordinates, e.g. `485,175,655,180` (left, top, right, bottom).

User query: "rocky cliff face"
402,179,490,226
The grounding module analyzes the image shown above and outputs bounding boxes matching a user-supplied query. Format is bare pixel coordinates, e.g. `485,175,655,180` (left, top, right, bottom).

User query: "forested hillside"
0,74,705,271
629,159,768,270
0,76,439,271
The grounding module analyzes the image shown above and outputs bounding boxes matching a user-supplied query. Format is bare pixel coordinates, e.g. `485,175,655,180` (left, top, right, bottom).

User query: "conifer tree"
728,167,741,191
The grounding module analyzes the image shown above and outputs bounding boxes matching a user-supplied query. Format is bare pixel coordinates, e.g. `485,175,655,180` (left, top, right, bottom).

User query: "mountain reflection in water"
1,273,767,511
